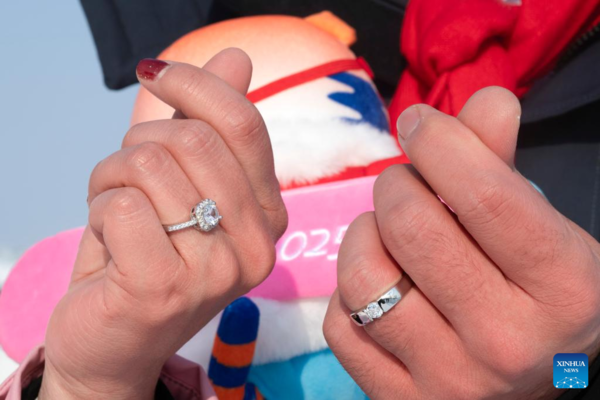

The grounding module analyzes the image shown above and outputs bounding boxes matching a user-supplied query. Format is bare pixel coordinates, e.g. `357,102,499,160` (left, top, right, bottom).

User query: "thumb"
457,86,521,167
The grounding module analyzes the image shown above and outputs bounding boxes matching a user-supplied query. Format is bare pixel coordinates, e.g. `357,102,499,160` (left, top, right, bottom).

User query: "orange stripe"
212,335,256,368
213,385,246,400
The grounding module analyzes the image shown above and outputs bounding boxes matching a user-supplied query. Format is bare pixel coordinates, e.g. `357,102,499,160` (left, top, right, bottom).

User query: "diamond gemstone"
194,200,221,232
203,203,220,227
365,302,383,319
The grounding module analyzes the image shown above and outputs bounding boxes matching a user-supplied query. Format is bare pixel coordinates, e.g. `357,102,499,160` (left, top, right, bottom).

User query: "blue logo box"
554,353,588,389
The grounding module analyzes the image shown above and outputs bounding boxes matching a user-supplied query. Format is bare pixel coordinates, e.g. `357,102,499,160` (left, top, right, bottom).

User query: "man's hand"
39,49,288,399
324,87,600,399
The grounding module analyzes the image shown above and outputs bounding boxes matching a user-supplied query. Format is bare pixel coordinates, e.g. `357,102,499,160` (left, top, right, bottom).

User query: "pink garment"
0,345,217,399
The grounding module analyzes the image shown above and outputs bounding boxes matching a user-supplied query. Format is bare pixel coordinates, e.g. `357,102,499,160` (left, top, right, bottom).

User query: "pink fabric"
0,345,216,399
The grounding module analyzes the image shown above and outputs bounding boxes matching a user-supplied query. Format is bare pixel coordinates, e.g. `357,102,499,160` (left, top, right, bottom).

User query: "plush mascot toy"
0,13,407,399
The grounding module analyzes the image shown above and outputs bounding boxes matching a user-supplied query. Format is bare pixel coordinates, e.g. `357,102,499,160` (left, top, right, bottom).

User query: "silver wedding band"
349,278,411,326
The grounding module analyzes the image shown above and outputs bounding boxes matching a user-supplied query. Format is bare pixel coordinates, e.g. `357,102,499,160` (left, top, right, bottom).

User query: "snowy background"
0,1,138,380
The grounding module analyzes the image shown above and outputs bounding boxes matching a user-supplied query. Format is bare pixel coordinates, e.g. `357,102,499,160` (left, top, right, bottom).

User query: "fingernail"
136,58,170,81
396,105,422,140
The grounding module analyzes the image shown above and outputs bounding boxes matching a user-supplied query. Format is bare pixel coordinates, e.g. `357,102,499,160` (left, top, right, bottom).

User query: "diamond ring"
349,278,411,326
164,199,222,233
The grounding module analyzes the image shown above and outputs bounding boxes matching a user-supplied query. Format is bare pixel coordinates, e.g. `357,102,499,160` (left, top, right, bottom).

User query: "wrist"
38,359,160,400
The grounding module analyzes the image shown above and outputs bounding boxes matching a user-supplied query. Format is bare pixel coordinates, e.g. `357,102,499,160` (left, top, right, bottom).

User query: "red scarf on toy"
389,0,600,134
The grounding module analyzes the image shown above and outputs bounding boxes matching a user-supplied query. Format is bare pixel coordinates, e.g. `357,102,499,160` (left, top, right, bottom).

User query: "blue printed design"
327,72,389,132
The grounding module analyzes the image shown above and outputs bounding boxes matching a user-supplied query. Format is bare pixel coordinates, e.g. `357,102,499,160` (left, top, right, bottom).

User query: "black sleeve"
20,375,175,400
79,0,406,93
80,0,215,89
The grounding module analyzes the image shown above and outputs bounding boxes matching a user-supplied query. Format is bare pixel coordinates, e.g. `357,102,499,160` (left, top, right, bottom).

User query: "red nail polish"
136,58,169,81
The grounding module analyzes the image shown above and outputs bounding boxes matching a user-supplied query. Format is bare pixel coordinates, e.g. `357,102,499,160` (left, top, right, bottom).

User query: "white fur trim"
252,297,329,365
177,297,330,369
265,118,401,187
0,346,18,381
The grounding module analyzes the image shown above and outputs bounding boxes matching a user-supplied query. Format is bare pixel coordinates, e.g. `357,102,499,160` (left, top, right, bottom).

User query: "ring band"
164,199,222,233
349,278,411,326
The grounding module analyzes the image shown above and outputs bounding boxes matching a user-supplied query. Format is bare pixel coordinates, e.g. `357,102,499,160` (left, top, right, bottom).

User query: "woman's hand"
39,49,287,399
324,87,600,399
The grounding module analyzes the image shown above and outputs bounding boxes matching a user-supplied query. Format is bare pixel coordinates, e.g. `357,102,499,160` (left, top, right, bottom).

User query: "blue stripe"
208,356,251,388
217,297,260,345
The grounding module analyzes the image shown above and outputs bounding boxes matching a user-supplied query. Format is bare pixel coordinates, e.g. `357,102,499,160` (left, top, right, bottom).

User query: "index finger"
135,57,284,220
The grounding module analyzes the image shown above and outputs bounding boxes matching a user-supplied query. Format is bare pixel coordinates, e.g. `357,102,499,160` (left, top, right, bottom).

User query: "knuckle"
536,251,600,327
374,164,404,194
126,142,170,176
122,121,152,148
223,264,244,295
223,102,265,144
574,271,600,324
174,121,217,159
440,259,485,307
322,314,339,349
496,349,540,380
242,229,276,289
260,237,277,273
486,334,540,379
354,211,376,227
338,258,384,310
199,244,243,295
460,171,516,228
421,238,485,306
109,187,149,219
381,199,436,253
271,198,289,241
88,159,106,193
341,212,375,252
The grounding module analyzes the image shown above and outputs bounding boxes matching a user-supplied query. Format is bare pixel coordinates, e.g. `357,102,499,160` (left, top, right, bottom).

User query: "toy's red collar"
247,57,373,103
